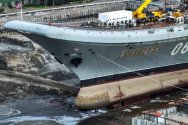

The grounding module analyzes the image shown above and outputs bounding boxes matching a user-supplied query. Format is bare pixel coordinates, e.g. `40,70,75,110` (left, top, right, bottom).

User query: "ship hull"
22,33,188,82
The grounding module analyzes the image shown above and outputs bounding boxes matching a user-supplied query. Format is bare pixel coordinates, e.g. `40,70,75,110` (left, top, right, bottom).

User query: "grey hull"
22,33,188,81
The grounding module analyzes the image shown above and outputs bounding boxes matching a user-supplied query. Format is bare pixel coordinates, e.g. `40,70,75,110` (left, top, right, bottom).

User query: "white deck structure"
98,10,135,26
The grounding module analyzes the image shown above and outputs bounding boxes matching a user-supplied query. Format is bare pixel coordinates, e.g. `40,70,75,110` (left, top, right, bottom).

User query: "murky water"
0,95,106,125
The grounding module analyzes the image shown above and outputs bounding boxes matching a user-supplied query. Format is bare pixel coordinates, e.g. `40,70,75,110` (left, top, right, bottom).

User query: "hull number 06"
171,42,188,55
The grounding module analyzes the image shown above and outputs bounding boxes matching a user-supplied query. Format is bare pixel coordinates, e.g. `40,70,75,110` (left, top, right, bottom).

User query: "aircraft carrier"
3,0,188,110
4,18,188,83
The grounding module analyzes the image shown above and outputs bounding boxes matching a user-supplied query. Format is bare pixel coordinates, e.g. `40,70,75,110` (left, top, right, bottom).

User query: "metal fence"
0,1,141,23
132,106,187,125
0,0,144,32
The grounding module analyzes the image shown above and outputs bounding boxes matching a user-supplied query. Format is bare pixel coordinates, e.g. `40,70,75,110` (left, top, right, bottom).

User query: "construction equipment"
172,10,184,18
133,0,164,22
133,0,152,19
152,11,163,18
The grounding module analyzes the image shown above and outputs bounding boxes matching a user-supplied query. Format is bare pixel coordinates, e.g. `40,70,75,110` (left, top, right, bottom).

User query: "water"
0,95,106,125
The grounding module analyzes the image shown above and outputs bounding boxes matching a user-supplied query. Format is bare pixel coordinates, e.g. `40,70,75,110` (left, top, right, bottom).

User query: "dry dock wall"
75,69,188,110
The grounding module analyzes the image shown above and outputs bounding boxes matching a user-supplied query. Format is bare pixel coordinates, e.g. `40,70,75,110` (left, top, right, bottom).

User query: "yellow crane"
152,11,163,18
173,10,184,18
133,0,184,23
133,0,152,19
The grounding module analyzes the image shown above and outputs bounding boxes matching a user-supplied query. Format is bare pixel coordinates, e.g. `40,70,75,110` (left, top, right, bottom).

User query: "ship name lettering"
120,46,160,57
171,42,188,55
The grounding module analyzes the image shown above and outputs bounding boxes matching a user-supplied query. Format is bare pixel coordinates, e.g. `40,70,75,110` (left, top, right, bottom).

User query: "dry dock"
75,69,188,110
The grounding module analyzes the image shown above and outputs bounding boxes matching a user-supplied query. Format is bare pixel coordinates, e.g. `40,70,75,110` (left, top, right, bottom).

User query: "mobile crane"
133,0,163,22
133,0,184,24
133,0,152,19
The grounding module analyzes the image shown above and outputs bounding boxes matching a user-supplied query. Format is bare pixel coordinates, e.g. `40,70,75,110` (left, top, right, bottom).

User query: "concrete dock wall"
75,69,188,110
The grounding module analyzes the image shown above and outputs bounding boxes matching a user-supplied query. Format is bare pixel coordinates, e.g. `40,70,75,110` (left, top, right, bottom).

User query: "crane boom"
133,0,152,19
